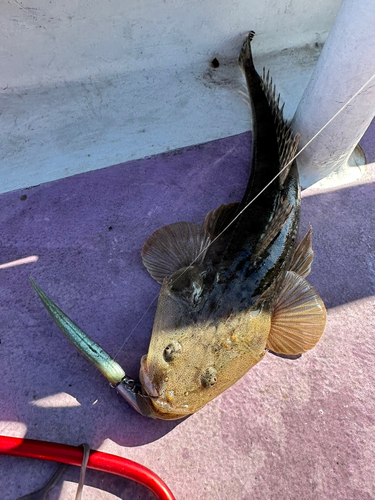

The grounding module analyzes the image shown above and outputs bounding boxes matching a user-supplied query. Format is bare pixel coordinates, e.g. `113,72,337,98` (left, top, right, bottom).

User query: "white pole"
292,0,375,189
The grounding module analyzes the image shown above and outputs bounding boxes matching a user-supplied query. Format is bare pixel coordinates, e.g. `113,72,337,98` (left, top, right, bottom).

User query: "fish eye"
201,367,218,387
163,341,182,362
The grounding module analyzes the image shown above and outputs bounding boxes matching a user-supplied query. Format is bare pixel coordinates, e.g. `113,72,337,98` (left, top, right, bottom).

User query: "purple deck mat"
0,126,374,500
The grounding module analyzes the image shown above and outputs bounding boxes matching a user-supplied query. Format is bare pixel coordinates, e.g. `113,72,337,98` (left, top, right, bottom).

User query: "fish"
30,32,327,420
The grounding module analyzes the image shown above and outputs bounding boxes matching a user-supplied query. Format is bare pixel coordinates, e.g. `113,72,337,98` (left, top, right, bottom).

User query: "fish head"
139,267,271,419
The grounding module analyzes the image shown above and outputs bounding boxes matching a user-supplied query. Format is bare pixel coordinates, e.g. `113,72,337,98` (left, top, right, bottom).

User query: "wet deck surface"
1,123,374,500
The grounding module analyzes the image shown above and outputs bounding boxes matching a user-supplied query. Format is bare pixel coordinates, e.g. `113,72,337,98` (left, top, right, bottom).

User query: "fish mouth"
139,357,194,418
139,355,160,398
145,391,193,419
151,400,192,419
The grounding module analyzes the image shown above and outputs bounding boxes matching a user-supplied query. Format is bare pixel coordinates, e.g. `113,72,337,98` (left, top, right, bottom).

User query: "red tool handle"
0,435,176,500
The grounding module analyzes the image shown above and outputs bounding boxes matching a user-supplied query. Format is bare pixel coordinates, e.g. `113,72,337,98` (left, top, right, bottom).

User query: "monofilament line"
193,70,375,262
113,71,375,360
113,298,159,361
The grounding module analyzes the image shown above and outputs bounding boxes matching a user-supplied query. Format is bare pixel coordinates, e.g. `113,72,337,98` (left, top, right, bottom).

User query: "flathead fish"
31,32,326,420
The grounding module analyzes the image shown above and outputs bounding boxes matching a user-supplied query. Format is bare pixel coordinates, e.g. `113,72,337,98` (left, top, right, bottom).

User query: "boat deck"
1,122,374,500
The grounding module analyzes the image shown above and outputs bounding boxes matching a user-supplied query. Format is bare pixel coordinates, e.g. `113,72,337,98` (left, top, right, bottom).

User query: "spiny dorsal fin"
254,198,292,257
266,271,326,355
204,203,239,239
260,68,300,184
289,226,314,278
142,222,211,284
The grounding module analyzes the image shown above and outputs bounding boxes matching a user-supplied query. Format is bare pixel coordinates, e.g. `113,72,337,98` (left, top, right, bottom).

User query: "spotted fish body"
139,32,326,419
31,32,326,421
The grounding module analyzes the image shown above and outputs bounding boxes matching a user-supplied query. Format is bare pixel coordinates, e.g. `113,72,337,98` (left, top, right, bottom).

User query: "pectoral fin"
267,271,326,355
289,226,314,278
142,222,211,284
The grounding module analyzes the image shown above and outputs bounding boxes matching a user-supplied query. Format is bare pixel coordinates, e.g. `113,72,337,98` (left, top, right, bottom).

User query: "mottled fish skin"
139,32,325,420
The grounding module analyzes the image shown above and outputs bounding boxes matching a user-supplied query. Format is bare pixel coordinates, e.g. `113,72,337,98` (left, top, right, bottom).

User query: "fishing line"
193,70,375,260
113,296,160,361
112,70,375,361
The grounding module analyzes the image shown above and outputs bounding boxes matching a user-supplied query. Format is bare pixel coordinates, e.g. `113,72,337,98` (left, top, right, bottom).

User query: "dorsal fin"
254,198,293,257
260,69,300,183
266,271,326,355
289,226,314,278
239,63,300,185
142,222,211,284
